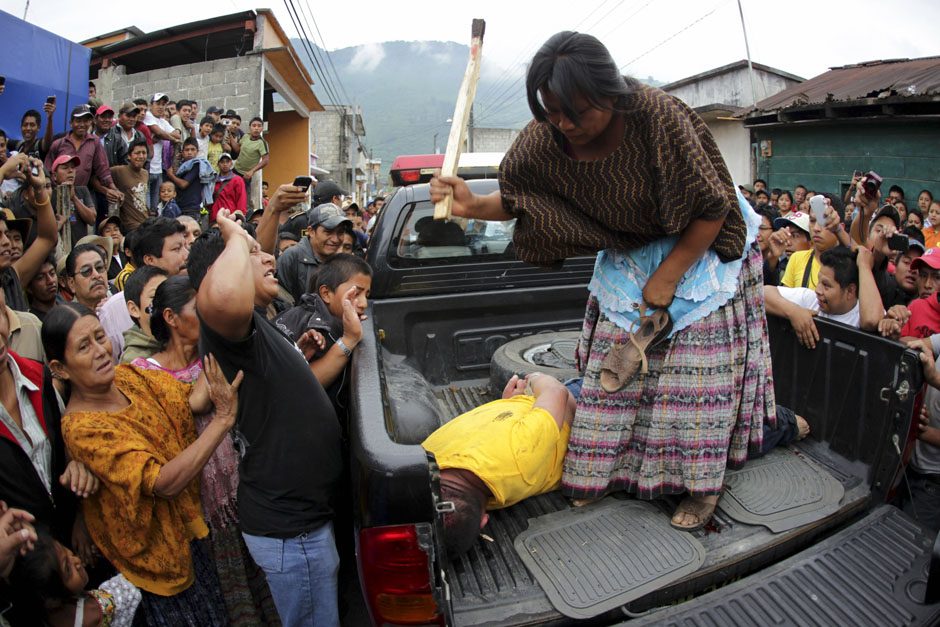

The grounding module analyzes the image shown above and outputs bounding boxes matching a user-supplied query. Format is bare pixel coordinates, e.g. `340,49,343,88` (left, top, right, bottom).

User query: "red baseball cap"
51,154,81,171
96,105,114,116
912,247,940,271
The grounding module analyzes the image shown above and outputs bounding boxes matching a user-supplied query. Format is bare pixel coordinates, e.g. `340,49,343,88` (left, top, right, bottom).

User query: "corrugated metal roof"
752,56,940,113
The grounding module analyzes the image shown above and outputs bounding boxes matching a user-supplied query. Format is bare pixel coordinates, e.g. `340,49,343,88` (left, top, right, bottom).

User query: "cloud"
410,40,452,65
348,42,385,73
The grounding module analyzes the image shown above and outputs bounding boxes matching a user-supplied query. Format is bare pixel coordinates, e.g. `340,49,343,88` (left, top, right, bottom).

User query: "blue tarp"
0,10,91,141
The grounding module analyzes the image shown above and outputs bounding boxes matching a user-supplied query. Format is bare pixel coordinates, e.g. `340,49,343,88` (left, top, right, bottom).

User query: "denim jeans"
148,172,163,210
242,522,340,627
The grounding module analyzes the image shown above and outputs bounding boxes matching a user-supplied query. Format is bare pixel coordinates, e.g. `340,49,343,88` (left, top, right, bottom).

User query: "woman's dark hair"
526,31,638,127
777,190,794,206
41,303,95,363
10,533,73,616
919,189,934,202
908,206,924,224
150,275,196,347
440,483,484,560
754,203,780,226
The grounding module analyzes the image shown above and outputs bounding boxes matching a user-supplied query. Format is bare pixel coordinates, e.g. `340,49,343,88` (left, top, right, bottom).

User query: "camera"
862,171,883,198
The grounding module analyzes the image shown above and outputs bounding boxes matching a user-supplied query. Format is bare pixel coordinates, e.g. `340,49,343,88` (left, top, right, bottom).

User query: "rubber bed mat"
513,499,705,619
718,446,844,533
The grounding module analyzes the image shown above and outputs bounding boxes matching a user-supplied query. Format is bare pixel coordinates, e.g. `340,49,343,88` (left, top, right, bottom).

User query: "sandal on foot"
600,305,673,393
670,497,717,532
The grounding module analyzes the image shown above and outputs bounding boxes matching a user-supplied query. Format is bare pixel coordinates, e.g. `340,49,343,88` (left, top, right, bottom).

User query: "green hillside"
290,38,662,167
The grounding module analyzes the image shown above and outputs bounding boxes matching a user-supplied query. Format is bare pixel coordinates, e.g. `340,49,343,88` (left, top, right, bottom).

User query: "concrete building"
470,127,520,153
742,56,940,202
86,10,322,209
662,60,803,185
309,105,369,201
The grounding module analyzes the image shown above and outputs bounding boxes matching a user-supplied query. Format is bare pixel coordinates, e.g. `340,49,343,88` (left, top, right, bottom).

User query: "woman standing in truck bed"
430,31,775,531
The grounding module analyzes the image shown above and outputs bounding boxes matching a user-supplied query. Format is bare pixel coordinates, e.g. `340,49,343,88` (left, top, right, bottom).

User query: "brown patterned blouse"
499,83,746,267
62,365,208,596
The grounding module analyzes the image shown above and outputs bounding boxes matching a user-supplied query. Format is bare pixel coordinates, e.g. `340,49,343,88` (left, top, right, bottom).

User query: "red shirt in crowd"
211,174,247,222
902,294,940,339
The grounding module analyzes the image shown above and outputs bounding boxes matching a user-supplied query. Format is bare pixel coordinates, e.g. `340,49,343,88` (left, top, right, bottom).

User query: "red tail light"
359,524,444,626
400,170,421,183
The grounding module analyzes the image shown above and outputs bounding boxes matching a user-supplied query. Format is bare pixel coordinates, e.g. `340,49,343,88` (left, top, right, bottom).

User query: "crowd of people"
0,84,389,626
0,37,938,627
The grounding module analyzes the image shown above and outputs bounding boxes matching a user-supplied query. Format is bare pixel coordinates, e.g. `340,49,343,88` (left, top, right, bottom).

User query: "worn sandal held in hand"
599,305,673,393
670,496,717,532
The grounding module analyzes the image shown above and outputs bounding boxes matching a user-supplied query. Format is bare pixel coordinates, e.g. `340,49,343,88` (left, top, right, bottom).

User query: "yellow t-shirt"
782,249,820,290
422,395,571,509
207,141,224,173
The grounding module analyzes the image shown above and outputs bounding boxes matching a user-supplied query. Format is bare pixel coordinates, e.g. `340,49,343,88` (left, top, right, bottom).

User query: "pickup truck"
349,179,940,626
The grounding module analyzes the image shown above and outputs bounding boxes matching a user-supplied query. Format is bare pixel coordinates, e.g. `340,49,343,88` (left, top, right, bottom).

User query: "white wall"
709,120,752,186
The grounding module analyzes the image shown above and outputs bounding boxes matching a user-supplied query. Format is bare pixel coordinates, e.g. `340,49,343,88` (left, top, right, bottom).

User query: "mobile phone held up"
292,176,313,192
888,233,910,252
46,95,55,104
810,195,827,225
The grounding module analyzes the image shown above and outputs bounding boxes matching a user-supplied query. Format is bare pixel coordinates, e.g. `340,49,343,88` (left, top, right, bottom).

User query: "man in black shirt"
188,208,342,626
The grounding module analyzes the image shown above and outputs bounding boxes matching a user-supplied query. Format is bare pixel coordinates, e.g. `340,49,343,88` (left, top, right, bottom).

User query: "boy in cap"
210,153,246,221
50,154,98,246
901,248,940,340
93,105,114,139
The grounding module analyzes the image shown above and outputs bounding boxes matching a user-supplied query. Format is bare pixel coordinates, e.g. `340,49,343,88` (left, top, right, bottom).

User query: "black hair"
795,184,807,192
904,225,926,246
919,190,934,203
149,275,196,347
132,217,186,265
9,533,73,617
88,81,95,89
754,203,780,226
818,192,845,222
908,206,924,225
895,200,908,211
127,138,148,155
755,188,770,200
199,116,214,127
186,228,226,291
124,265,168,310
526,31,638,128
21,110,41,126
278,231,299,244
64,243,106,277
771,188,782,195
889,185,905,198
249,116,263,126
777,190,794,206
211,124,226,136
310,253,372,295
41,303,95,363
168,100,177,108
181,137,198,151
132,98,147,107
754,178,767,186
440,483,485,559
0,129,6,140
232,114,242,122
819,246,858,290
122,227,143,264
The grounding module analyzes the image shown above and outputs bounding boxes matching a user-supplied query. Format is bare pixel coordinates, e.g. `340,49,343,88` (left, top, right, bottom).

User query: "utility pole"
737,0,759,108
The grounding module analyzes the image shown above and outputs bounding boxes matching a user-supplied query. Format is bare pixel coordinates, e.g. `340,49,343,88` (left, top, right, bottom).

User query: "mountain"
290,39,664,167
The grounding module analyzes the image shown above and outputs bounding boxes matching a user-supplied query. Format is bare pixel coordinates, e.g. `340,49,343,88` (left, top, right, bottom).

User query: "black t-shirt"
874,260,915,309
198,310,343,538
176,163,203,214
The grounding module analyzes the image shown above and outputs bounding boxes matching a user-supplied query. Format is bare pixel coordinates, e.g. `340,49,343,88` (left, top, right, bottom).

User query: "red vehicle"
389,152,503,186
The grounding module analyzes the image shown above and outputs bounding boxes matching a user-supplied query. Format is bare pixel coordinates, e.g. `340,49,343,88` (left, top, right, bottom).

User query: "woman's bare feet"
796,415,810,440
570,497,601,507
670,494,718,531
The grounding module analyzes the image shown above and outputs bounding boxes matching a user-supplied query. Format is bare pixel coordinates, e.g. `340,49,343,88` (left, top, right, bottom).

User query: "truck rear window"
392,201,516,263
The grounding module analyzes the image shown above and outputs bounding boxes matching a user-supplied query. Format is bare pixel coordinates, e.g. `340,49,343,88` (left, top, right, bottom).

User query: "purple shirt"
44,132,114,188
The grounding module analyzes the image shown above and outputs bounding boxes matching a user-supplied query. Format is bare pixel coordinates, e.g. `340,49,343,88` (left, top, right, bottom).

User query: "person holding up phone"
781,195,849,291
7,98,56,162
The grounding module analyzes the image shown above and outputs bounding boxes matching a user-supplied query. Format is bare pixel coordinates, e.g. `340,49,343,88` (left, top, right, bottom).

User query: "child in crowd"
272,254,372,416
154,181,181,218
11,533,140,627
207,124,225,173
195,117,214,161
231,117,269,209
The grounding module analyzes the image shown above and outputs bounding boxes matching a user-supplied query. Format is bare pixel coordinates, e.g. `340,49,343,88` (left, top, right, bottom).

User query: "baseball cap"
51,154,81,171
313,180,348,202
223,109,237,118
773,211,810,235
909,238,927,254
218,152,233,161
118,101,140,116
151,92,169,103
739,184,756,194
95,105,114,116
70,105,92,119
98,215,121,235
912,246,940,271
0,209,32,244
206,106,223,115
307,203,352,231
870,204,901,231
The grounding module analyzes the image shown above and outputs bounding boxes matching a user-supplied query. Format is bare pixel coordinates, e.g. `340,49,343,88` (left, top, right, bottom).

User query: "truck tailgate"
627,505,940,626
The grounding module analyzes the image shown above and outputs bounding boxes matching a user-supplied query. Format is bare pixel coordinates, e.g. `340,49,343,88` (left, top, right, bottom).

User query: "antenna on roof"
736,0,758,108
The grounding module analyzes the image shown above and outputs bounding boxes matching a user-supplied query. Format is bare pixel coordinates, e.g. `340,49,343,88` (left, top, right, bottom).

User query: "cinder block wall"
97,56,263,120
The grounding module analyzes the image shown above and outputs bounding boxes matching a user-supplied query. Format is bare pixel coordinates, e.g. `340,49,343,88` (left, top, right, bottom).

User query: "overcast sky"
5,0,938,86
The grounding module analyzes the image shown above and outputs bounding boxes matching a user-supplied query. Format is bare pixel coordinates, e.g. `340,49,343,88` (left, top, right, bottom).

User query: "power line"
598,0,656,40
303,0,353,106
619,0,731,70
282,0,339,105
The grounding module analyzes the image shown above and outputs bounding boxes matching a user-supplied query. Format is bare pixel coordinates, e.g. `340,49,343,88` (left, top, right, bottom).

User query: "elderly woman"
131,276,280,626
431,31,773,531
42,302,244,626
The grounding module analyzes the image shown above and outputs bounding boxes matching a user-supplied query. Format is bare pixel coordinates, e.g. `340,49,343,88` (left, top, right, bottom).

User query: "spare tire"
489,332,582,396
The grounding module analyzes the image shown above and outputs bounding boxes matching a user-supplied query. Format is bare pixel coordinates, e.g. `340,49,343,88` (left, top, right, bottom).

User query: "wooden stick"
434,19,485,220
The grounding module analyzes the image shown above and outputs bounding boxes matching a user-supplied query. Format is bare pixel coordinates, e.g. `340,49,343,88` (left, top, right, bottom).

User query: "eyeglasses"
74,261,106,278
